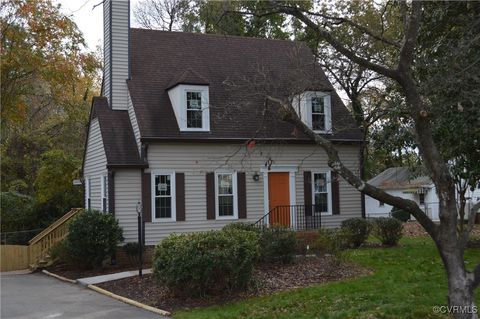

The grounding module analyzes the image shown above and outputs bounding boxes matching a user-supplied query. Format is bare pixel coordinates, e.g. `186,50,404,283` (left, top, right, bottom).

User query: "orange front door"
268,172,290,227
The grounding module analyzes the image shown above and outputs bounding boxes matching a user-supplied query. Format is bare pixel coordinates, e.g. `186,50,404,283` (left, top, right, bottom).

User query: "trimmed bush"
391,207,411,222
223,223,297,264
153,229,259,296
66,210,123,269
258,226,297,264
371,217,403,246
341,218,370,248
315,228,350,257
223,221,259,233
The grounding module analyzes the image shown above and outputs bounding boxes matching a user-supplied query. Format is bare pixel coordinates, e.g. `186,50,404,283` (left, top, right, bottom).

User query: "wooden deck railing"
28,208,82,268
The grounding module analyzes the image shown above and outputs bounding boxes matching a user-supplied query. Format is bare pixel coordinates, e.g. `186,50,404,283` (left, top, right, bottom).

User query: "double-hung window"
215,172,238,219
152,172,176,221
186,91,202,128
311,97,326,131
313,172,331,215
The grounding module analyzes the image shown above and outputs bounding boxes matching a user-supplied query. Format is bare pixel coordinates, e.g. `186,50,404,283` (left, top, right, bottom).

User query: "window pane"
314,173,327,193
218,174,233,195
219,195,233,216
187,110,202,128
155,197,171,218
315,193,328,213
312,114,325,131
312,97,324,113
187,92,202,110
155,175,171,196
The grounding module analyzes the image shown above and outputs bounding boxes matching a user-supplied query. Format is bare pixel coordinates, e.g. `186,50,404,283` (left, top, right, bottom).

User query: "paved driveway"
1,272,167,319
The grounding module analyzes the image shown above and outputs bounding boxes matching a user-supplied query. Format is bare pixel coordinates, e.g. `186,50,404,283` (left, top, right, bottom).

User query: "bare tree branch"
270,2,401,80
265,94,438,238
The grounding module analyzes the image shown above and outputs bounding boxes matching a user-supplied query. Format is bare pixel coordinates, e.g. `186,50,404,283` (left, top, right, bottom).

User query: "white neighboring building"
365,167,480,221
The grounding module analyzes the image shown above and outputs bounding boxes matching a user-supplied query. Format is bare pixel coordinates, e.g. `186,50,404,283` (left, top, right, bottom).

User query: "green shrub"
258,226,297,264
123,242,145,265
391,207,411,222
49,240,81,267
66,210,123,269
371,217,403,246
223,221,259,233
153,229,259,296
341,218,370,248
224,223,297,264
315,228,350,258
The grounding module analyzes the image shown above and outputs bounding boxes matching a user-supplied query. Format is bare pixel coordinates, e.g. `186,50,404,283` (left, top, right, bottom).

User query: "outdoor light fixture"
253,172,260,181
265,158,273,170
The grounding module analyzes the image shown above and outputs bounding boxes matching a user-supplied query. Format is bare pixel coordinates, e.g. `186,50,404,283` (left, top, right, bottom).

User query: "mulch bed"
97,255,372,312
403,221,480,238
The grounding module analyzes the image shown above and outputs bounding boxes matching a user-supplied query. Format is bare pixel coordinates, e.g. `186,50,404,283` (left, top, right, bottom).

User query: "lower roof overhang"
140,136,364,145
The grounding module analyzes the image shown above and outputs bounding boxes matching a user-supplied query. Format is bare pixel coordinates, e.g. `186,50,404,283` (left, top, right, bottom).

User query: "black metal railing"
254,205,322,231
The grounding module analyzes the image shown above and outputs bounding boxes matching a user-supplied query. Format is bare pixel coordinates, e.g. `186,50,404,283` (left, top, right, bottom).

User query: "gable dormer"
293,91,332,134
166,69,210,132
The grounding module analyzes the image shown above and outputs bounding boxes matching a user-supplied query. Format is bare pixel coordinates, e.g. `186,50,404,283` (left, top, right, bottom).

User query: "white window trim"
167,84,210,132
183,87,210,131
215,171,238,220
151,170,176,222
312,171,333,216
295,91,332,134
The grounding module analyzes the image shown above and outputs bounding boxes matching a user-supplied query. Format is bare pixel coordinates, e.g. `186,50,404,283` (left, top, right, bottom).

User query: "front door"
268,172,290,226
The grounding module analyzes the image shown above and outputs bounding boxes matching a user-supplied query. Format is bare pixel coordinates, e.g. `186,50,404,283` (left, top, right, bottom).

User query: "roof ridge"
129,28,305,45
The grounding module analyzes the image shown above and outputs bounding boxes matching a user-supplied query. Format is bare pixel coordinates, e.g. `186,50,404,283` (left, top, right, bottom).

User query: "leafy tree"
134,0,296,39
0,0,101,227
241,1,480,316
34,150,83,225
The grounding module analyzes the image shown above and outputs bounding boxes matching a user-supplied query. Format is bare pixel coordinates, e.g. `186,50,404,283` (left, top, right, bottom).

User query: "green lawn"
174,237,480,319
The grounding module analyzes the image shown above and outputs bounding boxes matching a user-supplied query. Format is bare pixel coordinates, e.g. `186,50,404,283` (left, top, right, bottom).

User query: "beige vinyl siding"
102,0,110,100
115,143,362,245
103,0,129,110
127,91,141,152
114,170,142,242
83,118,107,211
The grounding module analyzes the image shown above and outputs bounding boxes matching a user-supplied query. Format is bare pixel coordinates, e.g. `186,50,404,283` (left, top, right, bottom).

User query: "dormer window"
311,97,326,131
186,91,203,128
167,84,210,132
293,91,332,134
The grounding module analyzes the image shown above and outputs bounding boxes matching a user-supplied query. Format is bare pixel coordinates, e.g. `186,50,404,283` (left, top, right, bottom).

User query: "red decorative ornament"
247,139,256,151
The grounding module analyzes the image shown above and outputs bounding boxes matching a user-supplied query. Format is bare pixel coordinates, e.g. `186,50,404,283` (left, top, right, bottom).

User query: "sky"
55,0,141,51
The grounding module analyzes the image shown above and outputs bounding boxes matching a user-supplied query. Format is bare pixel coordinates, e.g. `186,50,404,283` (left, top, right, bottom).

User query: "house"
82,0,364,245
365,167,480,221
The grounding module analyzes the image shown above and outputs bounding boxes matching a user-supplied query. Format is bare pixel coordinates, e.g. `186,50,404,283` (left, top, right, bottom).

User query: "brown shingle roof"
91,97,144,167
128,29,362,141
166,68,209,90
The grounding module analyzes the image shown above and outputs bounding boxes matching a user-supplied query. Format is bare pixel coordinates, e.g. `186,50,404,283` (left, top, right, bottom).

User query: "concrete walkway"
1,272,168,319
77,268,153,285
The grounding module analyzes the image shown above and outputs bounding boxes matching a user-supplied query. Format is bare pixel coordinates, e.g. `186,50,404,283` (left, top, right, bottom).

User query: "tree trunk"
441,249,477,319
436,201,478,319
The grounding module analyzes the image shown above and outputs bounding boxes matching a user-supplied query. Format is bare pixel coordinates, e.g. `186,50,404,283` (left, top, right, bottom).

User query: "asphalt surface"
1,272,168,319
